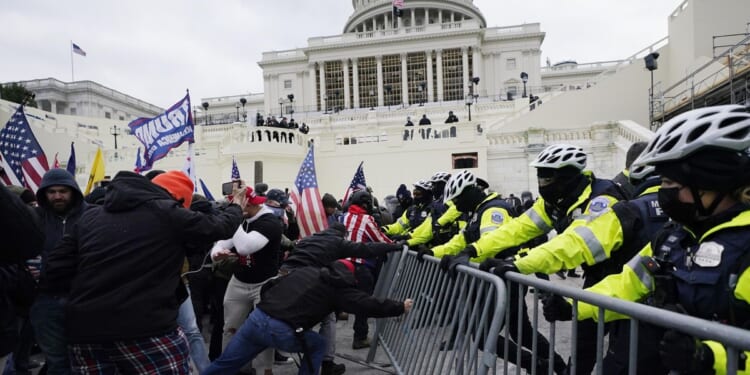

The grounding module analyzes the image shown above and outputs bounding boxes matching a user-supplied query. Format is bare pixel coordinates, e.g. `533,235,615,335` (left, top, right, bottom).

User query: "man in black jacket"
280,222,402,375
0,184,44,371
30,168,88,375
43,170,244,374
204,259,412,375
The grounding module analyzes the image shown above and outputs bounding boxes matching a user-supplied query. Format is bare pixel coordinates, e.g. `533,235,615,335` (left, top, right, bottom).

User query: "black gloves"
393,240,408,250
390,234,411,241
541,294,573,322
439,246,477,277
416,247,433,262
658,330,714,374
478,258,519,278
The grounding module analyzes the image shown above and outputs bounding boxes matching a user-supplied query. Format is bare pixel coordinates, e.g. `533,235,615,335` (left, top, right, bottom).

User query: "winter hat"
242,186,267,205
152,170,194,208
322,193,339,209
337,259,356,275
8,185,36,205
396,184,411,201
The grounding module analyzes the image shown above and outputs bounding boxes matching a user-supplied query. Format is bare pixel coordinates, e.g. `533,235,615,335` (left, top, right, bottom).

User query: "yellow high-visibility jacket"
407,201,462,246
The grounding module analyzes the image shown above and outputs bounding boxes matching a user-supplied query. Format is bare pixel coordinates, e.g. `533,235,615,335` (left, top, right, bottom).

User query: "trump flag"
129,93,194,172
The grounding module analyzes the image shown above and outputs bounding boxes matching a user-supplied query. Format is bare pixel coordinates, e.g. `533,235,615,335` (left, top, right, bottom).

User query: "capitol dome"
344,0,486,33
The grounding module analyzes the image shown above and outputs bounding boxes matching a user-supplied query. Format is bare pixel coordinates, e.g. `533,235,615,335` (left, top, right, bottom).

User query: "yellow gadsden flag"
84,148,105,195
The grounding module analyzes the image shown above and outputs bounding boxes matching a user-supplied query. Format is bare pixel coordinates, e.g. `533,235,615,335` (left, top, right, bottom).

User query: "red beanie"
152,171,194,208
337,259,356,275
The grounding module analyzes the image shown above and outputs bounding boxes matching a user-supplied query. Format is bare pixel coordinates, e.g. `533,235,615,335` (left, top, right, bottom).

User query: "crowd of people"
256,114,309,134
2,104,750,375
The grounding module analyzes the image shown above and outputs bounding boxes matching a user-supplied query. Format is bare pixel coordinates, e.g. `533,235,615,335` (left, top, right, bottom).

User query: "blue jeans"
204,308,325,375
30,295,70,375
177,296,210,374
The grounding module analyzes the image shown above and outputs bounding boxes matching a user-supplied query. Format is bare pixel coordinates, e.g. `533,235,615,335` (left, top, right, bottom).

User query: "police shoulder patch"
491,211,504,224
693,241,724,268
588,197,610,214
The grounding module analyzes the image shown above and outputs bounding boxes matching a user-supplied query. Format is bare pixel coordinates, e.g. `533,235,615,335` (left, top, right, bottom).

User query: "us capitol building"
2,0,748,199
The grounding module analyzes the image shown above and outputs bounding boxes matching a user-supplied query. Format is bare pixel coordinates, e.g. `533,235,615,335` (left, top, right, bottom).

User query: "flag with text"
129,93,194,172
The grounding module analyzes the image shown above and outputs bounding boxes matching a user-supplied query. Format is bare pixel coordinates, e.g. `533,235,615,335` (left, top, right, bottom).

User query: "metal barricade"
362,248,507,375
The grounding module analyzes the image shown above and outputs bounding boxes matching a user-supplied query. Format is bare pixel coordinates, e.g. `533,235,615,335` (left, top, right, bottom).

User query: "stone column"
342,59,351,109
472,47,482,96
319,62,327,112
401,53,409,106
376,56,384,107
50,100,58,114
436,50,444,102
410,9,415,27
438,9,442,24
372,16,376,31
425,50,434,103
462,47,469,97
385,12,390,29
308,64,316,112
352,58,360,108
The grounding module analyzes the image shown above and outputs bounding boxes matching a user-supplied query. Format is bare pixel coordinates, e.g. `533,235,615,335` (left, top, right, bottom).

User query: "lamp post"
240,97,247,122
369,89,375,110
323,95,329,114
520,72,528,98
201,102,209,125
465,94,473,122
279,98,284,117
235,102,240,122
110,125,121,150
644,52,660,130
287,94,295,118
418,82,426,106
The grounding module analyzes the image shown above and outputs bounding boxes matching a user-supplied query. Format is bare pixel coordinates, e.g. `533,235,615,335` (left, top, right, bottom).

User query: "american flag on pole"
341,161,367,204
231,156,241,180
0,105,49,191
293,144,328,238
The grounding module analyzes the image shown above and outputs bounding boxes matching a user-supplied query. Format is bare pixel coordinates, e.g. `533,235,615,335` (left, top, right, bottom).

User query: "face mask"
658,187,698,226
454,187,483,213
539,184,564,205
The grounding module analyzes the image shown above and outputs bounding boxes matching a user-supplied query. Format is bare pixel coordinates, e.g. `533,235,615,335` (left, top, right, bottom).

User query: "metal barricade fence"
498,271,750,375
358,248,507,374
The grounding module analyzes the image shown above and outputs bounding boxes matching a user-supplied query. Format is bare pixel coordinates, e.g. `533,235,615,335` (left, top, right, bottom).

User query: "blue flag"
134,147,143,172
199,178,215,201
66,142,76,175
129,93,194,172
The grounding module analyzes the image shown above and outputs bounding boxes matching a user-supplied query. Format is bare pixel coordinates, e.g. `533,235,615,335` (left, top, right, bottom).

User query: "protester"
43,170,244,374
204,259,412,375
280,222,403,375
30,168,89,375
322,193,343,225
444,111,458,124
0,184,44,372
418,114,431,125
612,141,648,199
211,186,281,375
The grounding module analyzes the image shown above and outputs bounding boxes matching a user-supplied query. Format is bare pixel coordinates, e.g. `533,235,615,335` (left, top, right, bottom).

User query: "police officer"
543,105,750,374
483,161,669,374
428,170,567,374
406,172,463,248
383,180,432,238
441,144,626,374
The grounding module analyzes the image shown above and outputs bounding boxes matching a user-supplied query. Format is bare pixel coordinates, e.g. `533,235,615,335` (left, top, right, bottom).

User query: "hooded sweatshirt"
43,171,243,343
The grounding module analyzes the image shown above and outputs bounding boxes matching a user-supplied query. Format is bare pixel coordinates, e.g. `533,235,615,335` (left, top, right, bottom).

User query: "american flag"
231,156,241,180
72,42,87,57
294,145,328,238
0,105,49,191
342,161,367,204
393,0,404,8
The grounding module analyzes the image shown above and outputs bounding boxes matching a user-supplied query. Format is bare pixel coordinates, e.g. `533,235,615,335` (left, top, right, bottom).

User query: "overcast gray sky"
1,0,681,108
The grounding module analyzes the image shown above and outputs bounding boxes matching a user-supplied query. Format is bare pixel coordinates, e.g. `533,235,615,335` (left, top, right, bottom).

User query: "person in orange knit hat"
152,170,194,208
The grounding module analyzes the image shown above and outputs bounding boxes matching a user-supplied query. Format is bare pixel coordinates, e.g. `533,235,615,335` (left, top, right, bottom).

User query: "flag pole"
70,40,74,82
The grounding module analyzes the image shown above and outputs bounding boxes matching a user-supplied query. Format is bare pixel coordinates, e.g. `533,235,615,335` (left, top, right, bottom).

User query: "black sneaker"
274,351,293,365
352,338,370,349
567,270,580,278
321,360,346,375
555,270,567,279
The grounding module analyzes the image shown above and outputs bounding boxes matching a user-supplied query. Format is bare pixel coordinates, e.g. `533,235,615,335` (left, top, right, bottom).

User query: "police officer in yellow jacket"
543,105,750,375
383,180,432,237
442,143,627,374
407,172,464,248
427,171,568,374
482,163,669,374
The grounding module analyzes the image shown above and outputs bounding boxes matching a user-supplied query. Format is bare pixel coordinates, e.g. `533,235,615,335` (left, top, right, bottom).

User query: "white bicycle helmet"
628,164,655,182
529,144,587,170
444,170,477,202
632,105,750,168
413,179,432,191
430,171,452,183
